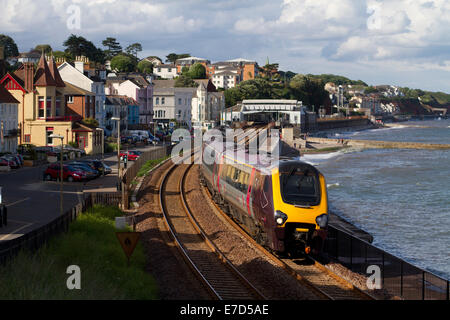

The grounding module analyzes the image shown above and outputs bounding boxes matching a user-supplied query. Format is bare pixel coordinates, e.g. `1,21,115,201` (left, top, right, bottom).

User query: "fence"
324,226,450,300
0,192,121,265
123,145,170,188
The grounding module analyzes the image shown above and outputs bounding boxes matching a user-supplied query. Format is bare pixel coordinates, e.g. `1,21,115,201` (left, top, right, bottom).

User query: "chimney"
24,62,34,92
74,56,86,73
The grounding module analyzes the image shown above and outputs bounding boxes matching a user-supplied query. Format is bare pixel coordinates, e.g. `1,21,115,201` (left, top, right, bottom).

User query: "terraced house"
0,84,19,154
0,54,103,154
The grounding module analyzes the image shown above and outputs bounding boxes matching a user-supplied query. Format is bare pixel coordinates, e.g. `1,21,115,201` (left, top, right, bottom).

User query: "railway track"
159,158,266,300
201,182,377,300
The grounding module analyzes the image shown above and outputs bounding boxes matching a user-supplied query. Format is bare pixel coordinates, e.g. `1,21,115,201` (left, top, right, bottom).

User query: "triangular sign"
116,232,140,259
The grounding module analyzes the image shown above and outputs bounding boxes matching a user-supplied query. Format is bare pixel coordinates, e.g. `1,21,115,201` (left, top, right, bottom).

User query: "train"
200,137,329,256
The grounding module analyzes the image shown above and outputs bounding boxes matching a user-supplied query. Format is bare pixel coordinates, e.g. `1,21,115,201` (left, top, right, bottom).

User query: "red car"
43,164,87,182
119,150,141,161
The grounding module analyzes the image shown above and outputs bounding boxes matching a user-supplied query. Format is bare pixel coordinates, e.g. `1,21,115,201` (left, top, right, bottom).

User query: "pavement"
0,143,162,241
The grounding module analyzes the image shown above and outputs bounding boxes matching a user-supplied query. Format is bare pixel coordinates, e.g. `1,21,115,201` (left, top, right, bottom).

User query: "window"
46,127,54,145
156,97,159,105
67,96,74,103
178,98,182,105
168,68,172,72
55,97,61,116
24,134,31,143
38,96,44,118
161,97,165,105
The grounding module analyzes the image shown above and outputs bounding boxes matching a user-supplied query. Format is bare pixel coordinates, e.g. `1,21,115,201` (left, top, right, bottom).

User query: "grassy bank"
0,205,157,299
136,156,170,178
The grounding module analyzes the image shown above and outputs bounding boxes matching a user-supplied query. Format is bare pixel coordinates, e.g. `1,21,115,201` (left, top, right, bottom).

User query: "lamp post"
111,117,123,208
96,127,104,175
50,134,64,215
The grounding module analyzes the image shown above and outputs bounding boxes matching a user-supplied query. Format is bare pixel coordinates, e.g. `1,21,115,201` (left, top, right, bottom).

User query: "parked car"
68,161,100,179
78,160,110,176
119,150,141,161
0,157,11,167
43,164,87,182
2,155,21,168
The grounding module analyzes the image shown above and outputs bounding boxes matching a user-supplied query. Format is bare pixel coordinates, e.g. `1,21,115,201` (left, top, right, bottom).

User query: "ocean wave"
327,182,340,189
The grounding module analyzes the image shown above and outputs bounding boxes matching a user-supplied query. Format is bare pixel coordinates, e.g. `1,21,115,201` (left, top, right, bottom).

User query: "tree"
0,34,19,59
34,44,53,54
110,54,135,72
174,75,198,88
102,37,122,60
125,43,142,61
289,74,328,112
63,34,105,63
137,59,153,74
187,63,206,79
165,53,190,64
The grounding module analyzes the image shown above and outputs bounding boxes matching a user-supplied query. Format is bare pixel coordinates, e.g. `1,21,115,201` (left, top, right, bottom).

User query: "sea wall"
306,137,450,150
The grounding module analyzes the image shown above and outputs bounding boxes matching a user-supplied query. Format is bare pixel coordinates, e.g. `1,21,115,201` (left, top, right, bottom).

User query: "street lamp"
96,127,104,175
50,134,64,215
111,117,123,208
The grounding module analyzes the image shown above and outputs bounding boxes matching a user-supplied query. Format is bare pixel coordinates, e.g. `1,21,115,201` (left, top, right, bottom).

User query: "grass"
136,156,169,178
0,205,158,300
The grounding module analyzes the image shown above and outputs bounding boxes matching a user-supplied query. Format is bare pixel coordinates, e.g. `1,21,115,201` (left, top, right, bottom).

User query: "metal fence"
123,145,170,188
324,226,450,300
0,192,121,265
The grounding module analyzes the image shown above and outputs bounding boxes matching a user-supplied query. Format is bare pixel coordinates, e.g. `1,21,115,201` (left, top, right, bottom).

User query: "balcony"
44,115,83,122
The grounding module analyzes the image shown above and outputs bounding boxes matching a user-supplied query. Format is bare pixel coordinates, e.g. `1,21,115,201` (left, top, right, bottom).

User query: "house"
0,84,19,153
63,81,96,120
105,73,153,128
175,56,210,74
143,56,163,66
0,54,103,155
211,70,240,89
152,80,195,128
191,79,224,129
104,95,129,136
57,56,106,130
153,64,178,79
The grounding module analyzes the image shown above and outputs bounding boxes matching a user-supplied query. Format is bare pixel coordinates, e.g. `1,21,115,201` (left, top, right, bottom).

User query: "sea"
301,118,450,280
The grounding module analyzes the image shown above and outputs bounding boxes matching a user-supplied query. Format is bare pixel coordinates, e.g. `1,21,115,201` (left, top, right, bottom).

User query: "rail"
159,158,265,300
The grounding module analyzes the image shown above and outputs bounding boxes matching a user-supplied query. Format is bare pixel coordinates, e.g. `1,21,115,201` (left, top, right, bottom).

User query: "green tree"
137,59,153,74
63,34,105,63
110,54,136,72
187,62,206,79
125,43,142,61
174,75,198,87
0,34,19,59
34,44,53,54
102,37,122,60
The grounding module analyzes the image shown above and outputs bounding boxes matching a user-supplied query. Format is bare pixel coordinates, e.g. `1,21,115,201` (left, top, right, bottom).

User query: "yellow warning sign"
116,232,141,265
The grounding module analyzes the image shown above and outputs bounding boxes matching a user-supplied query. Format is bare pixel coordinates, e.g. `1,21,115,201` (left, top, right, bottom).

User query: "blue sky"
2,0,450,92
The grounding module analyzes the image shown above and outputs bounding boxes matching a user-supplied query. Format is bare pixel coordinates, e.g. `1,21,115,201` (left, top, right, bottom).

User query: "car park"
78,159,110,176
43,164,87,182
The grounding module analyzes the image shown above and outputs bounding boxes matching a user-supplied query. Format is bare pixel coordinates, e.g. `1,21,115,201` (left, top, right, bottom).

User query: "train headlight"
275,211,288,226
316,214,328,228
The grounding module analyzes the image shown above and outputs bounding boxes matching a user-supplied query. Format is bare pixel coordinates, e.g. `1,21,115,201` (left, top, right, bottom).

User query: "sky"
2,0,450,93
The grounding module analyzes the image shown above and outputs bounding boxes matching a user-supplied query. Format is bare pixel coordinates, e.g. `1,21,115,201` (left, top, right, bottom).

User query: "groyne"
306,137,450,150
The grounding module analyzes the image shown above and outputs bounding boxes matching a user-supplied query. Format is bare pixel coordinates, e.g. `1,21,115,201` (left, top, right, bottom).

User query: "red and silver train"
200,138,329,256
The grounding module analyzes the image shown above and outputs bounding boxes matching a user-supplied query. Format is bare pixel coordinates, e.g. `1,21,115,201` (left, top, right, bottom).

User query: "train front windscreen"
279,166,321,207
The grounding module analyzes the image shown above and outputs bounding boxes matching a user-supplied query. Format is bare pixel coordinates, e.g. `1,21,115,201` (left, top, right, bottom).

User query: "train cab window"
279,167,320,206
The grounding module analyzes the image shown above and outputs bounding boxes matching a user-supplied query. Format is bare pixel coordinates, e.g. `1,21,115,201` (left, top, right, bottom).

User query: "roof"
0,84,20,104
64,81,94,96
105,95,139,106
176,56,207,62
48,56,65,87
153,79,176,89
225,58,256,63
34,55,57,87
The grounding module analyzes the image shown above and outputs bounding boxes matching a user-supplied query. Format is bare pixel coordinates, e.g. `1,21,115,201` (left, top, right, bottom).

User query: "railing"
0,192,121,265
324,226,450,300
123,145,170,188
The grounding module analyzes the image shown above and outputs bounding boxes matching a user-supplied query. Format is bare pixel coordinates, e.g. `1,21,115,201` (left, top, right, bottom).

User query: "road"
0,144,161,241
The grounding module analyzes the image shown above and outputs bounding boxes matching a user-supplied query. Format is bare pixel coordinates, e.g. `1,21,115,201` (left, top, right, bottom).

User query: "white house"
57,59,106,129
191,79,224,129
152,80,195,128
153,64,178,79
0,85,19,153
